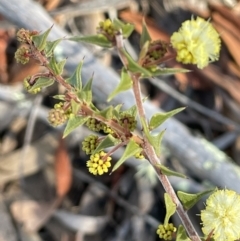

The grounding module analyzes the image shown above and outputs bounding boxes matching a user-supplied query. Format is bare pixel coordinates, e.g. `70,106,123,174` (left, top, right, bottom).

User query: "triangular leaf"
113,18,134,38
48,56,58,75
112,18,125,30
108,68,132,101
121,49,151,77
111,139,142,173
45,39,62,57
29,77,54,91
66,61,83,90
82,74,93,104
68,35,113,48
164,193,177,225
52,94,65,101
32,26,52,51
113,104,123,119
155,164,187,179
89,103,99,112
98,106,114,119
138,40,150,63
141,113,165,157
177,189,215,210
140,19,151,48
140,117,152,144
148,130,165,157
148,67,190,77
48,56,66,75
176,225,191,241
93,134,120,154
63,115,88,138
57,59,67,75
149,107,185,130
71,99,80,115
122,104,137,118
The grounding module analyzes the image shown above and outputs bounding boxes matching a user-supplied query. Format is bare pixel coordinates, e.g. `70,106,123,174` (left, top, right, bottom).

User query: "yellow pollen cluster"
97,19,115,39
86,151,112,175
170,17,221,69
135,151,144,159
156,223,177,240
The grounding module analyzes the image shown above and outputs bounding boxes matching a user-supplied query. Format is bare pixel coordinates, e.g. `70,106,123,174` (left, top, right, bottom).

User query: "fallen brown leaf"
210,3,240,29
55,138,72,197
212,12,240,68
120,10,169,41
0,30,10,83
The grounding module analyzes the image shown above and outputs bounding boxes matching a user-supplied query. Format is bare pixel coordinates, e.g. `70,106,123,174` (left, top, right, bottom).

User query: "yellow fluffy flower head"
86,151,111,175
170,16,221,69
200,189,240,241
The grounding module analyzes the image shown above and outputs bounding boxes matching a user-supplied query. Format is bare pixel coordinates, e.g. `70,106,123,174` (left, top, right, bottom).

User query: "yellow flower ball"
201,189,240,241
156,223,177,240
86,151,111,175
170,16,221,69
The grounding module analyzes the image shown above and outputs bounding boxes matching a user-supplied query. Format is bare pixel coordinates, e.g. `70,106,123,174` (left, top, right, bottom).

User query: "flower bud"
15,46,30,64
48,102,71,126
82,134,99,155
156,223,177,240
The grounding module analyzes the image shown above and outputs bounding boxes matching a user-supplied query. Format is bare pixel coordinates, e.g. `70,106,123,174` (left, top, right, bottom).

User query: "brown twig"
116,33,201,241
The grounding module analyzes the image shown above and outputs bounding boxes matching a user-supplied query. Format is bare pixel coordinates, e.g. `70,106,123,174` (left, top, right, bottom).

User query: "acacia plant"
15,17,240,241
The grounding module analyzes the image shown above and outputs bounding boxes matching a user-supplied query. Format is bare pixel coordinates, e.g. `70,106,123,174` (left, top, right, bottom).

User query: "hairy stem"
116,34,201,241
132,77,201,241
30,42,144,148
